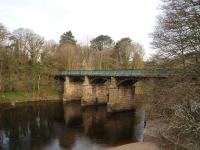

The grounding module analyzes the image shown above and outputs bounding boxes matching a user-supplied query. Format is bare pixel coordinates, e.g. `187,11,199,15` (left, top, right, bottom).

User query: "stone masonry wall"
63,76,83,101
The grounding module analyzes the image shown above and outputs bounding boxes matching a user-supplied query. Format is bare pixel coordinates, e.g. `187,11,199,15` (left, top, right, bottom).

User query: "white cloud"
0,0,161,58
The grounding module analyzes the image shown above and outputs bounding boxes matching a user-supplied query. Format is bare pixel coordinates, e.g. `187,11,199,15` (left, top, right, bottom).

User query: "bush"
149,74,200,148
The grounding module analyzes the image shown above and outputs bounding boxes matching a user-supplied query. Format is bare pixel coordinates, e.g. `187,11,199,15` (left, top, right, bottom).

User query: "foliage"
59,31,76,45
0,23,145,100
90,35,114,51
114,37,144,69
114,37,132,68
0,26,59,98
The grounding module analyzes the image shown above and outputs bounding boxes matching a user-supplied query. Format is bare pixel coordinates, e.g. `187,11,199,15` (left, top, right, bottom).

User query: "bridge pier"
81,76,94,106
63,76,82,102
108,77,135,112
63,76,70,101
82,76,109,106
91,77,109,105
94,84,108,104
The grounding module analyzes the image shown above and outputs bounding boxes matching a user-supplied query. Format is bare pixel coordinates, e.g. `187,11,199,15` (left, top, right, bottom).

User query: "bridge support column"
134,80,155,109
108,77,135,112
81,76,94,106
63,76,82,102
63,76,71,101
95,85,108,104
107,77,118,112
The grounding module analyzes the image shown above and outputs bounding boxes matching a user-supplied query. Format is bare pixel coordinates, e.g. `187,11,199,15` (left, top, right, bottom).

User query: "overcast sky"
0,0,161,58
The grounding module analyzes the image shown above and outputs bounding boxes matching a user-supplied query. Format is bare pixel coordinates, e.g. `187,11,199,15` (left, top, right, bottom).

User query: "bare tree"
151,0,200,68
13,28,44,64
0,23,9,44
13,28,44,92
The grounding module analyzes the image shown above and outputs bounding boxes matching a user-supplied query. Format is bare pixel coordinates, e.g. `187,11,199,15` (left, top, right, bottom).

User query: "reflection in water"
0,102,64,150
133,112,145,142
63,101,82,127
72,136,106,150
106,112,135,145
82,106,107,142
0,101,145,150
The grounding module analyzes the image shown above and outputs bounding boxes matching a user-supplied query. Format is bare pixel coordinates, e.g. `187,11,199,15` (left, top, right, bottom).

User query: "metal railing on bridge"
59,69,167,78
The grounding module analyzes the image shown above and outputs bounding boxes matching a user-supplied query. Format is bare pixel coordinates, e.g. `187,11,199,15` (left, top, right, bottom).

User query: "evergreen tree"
90,35,114,51
59,31,76,45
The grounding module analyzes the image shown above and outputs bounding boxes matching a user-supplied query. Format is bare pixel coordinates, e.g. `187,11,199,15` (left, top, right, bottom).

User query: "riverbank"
109,118,198,150
108,134,161,150
0,91,60,106
108,142,159,150
108,119,167,150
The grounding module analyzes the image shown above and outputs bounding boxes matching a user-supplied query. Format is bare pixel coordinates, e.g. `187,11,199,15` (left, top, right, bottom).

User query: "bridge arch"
117,78,137,86
90,77,109,85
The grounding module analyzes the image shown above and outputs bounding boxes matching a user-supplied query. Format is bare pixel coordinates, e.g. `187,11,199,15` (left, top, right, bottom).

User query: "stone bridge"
57,70,166,112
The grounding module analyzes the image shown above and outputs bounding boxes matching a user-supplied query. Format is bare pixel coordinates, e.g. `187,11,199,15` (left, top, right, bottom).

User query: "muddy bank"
107,142,159,150
107,119,166,150
108,135,161,150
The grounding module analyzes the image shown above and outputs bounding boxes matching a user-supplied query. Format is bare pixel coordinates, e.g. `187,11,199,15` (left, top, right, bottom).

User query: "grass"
47,90,59,97
0,90,60,102
0,91,29,101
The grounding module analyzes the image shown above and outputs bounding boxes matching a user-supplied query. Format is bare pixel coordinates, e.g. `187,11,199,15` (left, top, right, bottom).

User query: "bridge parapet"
60,69,167,78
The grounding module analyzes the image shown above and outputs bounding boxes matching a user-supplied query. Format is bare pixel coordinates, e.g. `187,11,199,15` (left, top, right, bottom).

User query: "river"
0,101,145,150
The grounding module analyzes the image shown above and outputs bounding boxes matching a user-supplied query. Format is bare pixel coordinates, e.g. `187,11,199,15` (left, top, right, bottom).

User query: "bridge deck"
59,69,167,78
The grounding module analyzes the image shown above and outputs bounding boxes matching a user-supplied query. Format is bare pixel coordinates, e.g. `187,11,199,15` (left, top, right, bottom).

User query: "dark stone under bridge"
57,70,167,112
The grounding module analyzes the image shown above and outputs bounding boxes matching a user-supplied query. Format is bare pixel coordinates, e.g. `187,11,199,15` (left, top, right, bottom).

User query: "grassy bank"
0,91,60,103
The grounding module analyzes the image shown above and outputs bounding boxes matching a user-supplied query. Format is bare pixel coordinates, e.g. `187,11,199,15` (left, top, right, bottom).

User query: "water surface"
0,101,145,150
